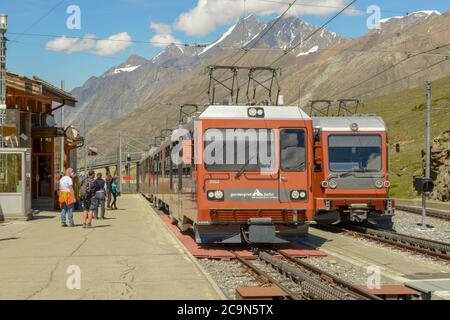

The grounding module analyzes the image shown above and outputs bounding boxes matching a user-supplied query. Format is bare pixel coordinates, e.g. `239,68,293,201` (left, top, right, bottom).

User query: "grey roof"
32,76,77,104
200,105,311,120
312,116,386,131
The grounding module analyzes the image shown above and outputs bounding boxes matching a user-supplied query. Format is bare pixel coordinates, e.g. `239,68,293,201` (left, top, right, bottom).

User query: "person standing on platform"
72,173,81,211
94,172,107,219
111,177,119,210
106,174,113,209
59,168,76,227
81,170,96,228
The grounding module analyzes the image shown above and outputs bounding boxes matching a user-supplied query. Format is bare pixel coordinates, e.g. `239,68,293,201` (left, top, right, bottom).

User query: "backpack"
80,178,92,200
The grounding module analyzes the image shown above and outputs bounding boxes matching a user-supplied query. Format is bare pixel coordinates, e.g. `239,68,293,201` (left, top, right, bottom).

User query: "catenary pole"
421,80,432,229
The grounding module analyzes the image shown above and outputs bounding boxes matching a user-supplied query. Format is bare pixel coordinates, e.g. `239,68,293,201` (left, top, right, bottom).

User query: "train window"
204,128,275,172
328,135,381,172
280,129,306,172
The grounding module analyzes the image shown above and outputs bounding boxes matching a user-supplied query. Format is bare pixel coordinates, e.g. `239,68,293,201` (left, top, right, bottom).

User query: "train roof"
312,116,386,131
199,105,311,120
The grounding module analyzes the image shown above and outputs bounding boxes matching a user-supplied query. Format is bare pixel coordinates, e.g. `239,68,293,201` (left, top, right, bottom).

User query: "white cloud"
174,0,358,36
45,34,96,53
94,32,132,56
45,32,132,56
149,22,181,48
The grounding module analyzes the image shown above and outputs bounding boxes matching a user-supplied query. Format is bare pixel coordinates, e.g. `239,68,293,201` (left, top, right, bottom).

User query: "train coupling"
349,204,369,223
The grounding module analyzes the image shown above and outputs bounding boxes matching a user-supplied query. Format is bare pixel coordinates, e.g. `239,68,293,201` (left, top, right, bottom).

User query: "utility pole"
118,132,122,193
60,80,65,174
83,119,87,175
0,14,7,148
420,80,433,230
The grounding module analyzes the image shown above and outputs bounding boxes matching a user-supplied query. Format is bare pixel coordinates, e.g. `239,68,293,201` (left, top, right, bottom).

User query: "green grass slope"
363,74,450,199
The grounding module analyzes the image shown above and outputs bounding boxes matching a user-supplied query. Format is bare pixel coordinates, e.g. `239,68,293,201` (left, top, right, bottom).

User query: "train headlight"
328,179,337,189
207,191,215,199
384,180,391,188
248,107,257,117
247,107,265,118
375,180,384,189
291,190,300,200
214,190,224,200
321,180,329,188
207,190,224,200
290,190,307,200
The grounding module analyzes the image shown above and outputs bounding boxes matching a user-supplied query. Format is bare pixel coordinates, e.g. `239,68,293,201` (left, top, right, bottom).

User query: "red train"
311,116,394,228
139,105,394,244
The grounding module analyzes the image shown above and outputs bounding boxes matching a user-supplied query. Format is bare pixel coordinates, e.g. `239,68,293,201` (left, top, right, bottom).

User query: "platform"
159,213,327,260
0,194,223,300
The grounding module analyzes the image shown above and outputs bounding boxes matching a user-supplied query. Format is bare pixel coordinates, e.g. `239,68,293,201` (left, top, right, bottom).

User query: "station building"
0,71,83,220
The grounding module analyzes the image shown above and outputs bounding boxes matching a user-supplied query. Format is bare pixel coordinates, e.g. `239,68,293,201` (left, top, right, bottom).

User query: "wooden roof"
6,71,77,107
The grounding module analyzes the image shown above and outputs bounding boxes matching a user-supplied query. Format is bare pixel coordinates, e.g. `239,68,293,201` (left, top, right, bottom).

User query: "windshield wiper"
329,170,355,179
235,155,257,179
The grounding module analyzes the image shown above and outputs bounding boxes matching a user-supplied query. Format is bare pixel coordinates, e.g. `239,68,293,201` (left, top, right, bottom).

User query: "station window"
0,153,23,193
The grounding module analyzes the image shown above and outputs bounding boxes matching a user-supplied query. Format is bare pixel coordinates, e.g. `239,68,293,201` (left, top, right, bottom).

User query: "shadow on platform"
0,237,19,242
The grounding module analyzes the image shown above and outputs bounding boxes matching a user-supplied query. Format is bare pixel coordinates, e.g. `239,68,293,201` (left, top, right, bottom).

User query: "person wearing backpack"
105,174,113,209
93,172,107,219
80,170,96,228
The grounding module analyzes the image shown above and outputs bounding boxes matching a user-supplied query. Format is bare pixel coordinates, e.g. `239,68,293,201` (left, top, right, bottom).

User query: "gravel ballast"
393,210,450,243
197,259,260,300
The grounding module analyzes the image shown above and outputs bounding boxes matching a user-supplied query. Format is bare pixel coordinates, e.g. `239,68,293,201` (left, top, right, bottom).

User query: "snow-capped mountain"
151,14,345,61
377,10,441,32
73,8,450,163
245,15,345,56
67,14,346,131
103,55,149,77
198,14,267,55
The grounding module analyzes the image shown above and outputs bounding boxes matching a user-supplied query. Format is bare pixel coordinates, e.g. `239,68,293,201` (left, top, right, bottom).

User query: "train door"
278,128,309,217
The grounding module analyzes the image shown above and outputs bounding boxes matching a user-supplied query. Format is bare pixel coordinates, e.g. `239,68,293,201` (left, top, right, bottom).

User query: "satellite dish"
87,147,98,156
65,125,80,140
45,114,55,127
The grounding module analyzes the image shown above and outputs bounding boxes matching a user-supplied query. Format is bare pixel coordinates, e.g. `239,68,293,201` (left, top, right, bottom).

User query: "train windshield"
280,129,306,172
328,135,382,172
204,128,275,172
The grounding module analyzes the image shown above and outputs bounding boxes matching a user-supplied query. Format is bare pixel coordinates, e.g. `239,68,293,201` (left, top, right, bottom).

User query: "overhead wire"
211,0,357,105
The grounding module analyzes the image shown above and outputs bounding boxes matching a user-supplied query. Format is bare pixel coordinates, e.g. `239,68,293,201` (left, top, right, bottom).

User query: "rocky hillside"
76,11,450,198
428,131,450,201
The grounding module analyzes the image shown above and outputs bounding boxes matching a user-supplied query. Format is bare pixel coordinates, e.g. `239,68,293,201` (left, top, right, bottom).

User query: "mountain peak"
125,54,148,65
379,10,441,26
243,13,258,22
103,54,148,77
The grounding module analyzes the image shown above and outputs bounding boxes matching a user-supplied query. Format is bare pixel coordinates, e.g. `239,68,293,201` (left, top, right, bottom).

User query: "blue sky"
2,0,449,90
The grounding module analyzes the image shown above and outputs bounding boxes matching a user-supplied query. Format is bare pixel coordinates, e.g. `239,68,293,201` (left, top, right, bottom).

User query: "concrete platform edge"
142,195,227,300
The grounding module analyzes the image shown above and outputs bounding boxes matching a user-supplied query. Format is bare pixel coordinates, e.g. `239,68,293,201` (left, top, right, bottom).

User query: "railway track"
230,251,301,300
324,224,450,262
230,249,380,300
396,205,450,221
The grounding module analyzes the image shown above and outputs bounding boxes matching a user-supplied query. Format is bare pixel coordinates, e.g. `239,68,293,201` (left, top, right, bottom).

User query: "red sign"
123,176,132,181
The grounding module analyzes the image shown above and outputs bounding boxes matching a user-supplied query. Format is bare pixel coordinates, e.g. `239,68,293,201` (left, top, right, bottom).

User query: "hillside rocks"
426,130,450,201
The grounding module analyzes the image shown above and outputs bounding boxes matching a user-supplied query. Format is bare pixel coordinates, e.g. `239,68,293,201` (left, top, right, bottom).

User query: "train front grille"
210,209,304,223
